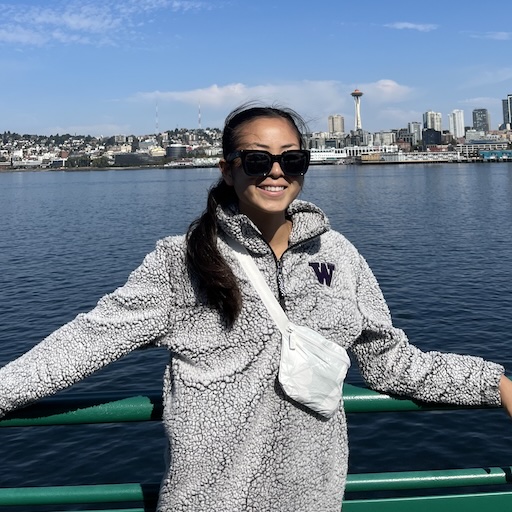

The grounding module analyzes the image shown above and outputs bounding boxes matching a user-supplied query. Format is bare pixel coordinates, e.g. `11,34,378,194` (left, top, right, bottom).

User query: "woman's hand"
499,375,512,417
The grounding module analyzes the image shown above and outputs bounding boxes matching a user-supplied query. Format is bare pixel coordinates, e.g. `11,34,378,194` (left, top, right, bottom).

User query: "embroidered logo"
309,262,336,286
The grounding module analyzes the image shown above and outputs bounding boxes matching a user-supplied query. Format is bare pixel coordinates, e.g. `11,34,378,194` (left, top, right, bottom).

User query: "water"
1,164,512,499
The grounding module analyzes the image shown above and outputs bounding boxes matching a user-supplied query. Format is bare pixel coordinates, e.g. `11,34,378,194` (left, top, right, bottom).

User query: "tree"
91,156,110,168
66,155,91,168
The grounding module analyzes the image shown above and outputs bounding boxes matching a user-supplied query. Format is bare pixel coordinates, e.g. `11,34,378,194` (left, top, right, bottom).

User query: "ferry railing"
1,384,511,511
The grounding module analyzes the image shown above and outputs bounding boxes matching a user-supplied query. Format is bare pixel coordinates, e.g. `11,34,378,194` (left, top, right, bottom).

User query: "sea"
1,163,512,503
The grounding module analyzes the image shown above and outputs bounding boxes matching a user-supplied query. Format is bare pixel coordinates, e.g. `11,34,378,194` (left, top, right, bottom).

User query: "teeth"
261,186,285,191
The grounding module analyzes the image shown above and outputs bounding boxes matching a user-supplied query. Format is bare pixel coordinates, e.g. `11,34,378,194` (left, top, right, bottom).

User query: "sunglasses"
226,149,311,177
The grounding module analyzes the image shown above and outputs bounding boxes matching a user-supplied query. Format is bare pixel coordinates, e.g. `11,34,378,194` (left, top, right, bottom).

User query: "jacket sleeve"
350,254,504,406
0,240,174,417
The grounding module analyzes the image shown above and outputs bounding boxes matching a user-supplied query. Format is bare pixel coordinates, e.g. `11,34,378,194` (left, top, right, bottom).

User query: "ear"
219,159,234,186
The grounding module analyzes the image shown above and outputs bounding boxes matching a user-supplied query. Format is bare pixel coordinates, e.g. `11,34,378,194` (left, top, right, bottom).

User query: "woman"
0,103,511,511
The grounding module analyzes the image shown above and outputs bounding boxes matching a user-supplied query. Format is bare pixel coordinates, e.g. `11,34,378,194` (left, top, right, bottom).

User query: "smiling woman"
0,102,511,512
221,117,305,252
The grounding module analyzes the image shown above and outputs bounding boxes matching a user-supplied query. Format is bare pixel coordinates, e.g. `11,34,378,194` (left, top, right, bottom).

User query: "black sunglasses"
226,149,311,177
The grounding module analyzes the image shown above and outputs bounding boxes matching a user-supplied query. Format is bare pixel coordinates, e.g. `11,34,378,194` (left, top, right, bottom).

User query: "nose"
268,161,284,178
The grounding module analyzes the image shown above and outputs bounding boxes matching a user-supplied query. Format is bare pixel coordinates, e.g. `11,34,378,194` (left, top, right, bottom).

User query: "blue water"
1,164,512,498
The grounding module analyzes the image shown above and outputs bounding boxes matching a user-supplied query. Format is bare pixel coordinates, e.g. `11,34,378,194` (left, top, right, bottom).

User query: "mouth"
258,185,286,192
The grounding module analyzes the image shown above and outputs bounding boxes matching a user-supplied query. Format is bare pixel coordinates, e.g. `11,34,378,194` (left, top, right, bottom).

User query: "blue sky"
1,0,511,137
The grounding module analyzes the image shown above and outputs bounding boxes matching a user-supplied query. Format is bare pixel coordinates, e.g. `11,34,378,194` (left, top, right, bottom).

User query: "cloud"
462,67,512,87
385,22,438,32
471,31,512,41
134,81,346,109
375,108,423,128
354,80,414,103
459,96,503,108
0,0,209,47
0,25,47,45
129,79,417,131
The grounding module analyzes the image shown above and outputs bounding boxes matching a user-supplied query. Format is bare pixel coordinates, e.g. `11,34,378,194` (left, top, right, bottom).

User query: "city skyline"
1,0,512,137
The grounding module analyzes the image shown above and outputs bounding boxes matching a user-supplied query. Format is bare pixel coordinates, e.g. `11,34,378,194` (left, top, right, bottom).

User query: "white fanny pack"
227,237,351,418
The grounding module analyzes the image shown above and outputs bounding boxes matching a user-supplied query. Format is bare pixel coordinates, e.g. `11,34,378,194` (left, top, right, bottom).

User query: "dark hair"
222,103,308,158
186,102,308,325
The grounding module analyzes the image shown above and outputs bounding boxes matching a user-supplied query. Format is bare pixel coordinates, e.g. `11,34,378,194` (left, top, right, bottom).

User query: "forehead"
237,117,300,147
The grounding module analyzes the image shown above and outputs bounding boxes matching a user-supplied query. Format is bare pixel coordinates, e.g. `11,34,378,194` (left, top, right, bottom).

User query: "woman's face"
221,116,304,227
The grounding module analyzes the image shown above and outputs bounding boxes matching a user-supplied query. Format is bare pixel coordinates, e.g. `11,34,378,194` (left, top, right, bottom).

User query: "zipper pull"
276,260,286,308
287,325,296,350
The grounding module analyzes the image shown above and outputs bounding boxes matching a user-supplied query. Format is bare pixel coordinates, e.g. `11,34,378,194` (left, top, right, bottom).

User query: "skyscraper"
408,122,422,145
502,94,512,128
328,115,344,134
472,109,490,132
351,89,363,131
423,111,442,132
449,109,465,138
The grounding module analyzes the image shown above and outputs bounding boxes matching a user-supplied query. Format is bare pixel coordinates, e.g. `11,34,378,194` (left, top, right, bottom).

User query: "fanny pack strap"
226,237,290,336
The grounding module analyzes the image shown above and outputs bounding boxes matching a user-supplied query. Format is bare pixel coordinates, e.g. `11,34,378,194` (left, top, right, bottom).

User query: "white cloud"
376,108,423,129
385,22,438,32
463,67,512,87
352,80,414,104
129,79,417,131
0,25,47,45
471,31,512,41
134,81,346,110
459,96,503,108
0,0,209,47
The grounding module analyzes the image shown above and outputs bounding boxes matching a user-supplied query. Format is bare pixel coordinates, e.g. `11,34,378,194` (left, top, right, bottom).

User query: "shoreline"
1,159,511,174
0,164,220,173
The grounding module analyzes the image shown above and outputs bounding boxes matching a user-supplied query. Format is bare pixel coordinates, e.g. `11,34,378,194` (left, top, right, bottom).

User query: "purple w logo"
309,262,336,286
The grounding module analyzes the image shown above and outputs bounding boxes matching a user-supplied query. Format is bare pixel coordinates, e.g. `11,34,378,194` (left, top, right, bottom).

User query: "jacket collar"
217,199,330,255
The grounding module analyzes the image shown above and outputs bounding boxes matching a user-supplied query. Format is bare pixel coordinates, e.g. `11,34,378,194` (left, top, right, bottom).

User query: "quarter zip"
276,259,286,308
268,232,326,311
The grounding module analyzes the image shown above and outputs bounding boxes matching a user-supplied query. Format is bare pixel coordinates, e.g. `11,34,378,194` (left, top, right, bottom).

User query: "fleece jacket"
0,199,504,511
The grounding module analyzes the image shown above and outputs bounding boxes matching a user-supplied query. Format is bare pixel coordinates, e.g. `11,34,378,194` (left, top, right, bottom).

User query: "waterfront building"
328,115,344,134
346,129,371,147
449,109,465,139
423,111,442,132
472,109,490,132
422,128,442,147
502,94,512,129
149,146,166,157
408,122,422,145
465,129,486,142
351,89,364,131
165,143,187,159
359,151,463,164
309,144,399,164
374,131,396,146
457,141,509,153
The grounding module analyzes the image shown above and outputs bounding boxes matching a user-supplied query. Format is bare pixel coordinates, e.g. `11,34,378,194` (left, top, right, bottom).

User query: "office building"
408,122,422,145
449,109,465,138
423,111,442,132
328,115,344,134
502,94,512,128
472,109,490,132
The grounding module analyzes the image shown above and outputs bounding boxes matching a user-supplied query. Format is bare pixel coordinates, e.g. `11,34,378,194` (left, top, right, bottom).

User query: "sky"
1,0,511,137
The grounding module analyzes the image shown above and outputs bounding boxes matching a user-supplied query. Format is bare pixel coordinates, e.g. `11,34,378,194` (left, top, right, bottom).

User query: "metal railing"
1,384,511,511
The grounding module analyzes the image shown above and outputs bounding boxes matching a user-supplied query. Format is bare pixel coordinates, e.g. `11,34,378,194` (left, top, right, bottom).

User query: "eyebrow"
250,142,298,150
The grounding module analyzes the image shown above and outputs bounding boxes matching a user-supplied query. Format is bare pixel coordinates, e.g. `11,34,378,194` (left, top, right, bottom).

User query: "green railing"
1,384,511,511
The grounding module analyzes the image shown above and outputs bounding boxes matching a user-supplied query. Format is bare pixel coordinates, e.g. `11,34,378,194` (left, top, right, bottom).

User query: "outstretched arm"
500,376,512,416
0,240,174,417
351,253,504,407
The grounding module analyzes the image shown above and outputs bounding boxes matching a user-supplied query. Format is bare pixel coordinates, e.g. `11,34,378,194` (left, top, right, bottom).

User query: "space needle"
351,89,363,131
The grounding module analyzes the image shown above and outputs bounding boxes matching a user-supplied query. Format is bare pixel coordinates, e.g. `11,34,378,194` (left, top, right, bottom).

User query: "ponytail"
186,179,241,326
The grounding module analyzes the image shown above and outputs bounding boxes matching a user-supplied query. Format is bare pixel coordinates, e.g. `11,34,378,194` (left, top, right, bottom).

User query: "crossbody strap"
226,237,290,336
